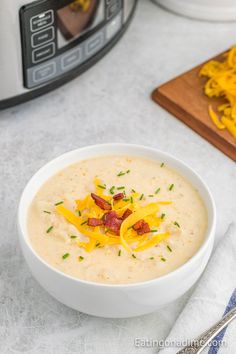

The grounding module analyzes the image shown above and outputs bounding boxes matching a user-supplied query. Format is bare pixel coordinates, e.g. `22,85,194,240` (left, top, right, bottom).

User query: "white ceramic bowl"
153,0,236,21
18,144,216,318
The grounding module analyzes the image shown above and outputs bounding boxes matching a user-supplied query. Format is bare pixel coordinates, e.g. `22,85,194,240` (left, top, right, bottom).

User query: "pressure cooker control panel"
20,0,123,89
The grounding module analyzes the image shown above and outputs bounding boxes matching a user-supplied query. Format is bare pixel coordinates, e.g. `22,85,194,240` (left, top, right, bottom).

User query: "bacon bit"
133,219,151,235
91,193,112,210
113,192,124,201
103,211,118,222
87,218,104,227
102,211,113,221
137,223,150,235
133,219,145,230
103,211,123,235
122,208,132,220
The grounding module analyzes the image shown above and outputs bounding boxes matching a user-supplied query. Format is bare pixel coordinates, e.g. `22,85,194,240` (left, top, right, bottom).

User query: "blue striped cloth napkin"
159,223,236,354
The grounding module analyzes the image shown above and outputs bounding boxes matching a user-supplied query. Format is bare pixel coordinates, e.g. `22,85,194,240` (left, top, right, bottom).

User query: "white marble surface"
0,1,236,353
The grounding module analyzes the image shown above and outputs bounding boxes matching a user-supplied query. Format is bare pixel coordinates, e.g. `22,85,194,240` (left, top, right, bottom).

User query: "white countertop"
0,1,235,353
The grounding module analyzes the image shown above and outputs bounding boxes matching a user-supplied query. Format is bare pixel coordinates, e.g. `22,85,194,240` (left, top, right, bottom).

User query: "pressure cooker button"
106,13,122,40
85,32,104,57
32,62,56,83
61,48,82,70
31,27,55,48
30,10,54,32
106,0,121,20
32,43,55,63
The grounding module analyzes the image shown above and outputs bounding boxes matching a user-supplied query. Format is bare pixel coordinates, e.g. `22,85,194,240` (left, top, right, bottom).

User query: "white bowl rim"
18,143,216,289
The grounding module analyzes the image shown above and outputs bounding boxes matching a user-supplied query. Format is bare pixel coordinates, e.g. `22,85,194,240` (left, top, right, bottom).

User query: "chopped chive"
130,196,134,204
62,253,70,259
161,213,165,219
160,162,165,167
96,242,101,247
161,257,166,262
132,254,137,259
150,229,158,233
46,226,53,233
174,221,180,228
118,250,121,256
117,171,126,177
55,201,63,206
148,194,154,197
81,220,87,226
70,235,77,239
139,193,144,200
77,210,81,216
123,198,130,202
169,184,174,191
109,186,115,194
117,186,125,190
98,184,106,190
155,187,161,194
127,225,133,230
126,170,130,174
167,245,172,252
131,189,136,193
150,257,154,260
78,256,84,262
43,210,51,214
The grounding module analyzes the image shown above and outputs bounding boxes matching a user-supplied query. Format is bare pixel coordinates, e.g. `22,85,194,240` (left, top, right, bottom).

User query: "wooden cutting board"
152,53,236,162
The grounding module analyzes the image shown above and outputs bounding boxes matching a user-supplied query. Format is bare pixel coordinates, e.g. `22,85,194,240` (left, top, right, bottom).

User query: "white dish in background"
18,144,216,318
153,0,236,21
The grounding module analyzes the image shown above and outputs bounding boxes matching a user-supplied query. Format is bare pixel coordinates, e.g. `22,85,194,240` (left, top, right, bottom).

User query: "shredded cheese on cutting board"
200,46,236,139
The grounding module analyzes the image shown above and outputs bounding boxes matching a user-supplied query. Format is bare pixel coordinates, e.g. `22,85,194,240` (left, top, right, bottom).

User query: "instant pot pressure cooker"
0,0,137,109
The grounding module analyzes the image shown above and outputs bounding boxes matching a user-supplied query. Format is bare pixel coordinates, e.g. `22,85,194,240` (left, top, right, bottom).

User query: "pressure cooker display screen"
57,0,104,48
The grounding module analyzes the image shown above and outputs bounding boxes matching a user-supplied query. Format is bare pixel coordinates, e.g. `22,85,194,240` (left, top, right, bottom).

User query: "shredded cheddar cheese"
119,203,161,252
56,204,109,244
70,0,91,12
208,106,226,130
134,233,170,252
200,46,236,140
55,179,172,253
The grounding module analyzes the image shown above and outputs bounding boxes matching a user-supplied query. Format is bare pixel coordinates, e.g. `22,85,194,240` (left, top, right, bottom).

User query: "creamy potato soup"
28,156,207,284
